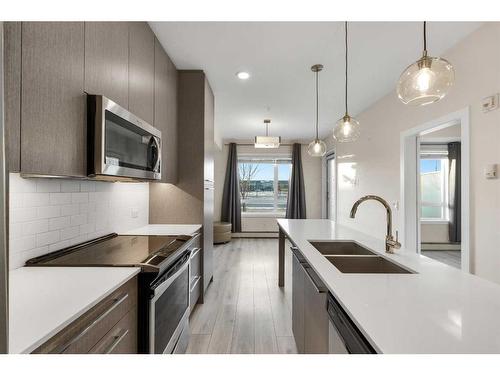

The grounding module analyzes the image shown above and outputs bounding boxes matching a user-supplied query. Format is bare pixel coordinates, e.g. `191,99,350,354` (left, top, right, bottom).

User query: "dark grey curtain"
448,142,461,243
221,143,242,232
286,143,307,219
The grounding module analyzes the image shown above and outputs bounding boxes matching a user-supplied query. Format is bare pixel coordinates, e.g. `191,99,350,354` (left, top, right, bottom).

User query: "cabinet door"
154,37,178,184
3,22,21,172
304,268,329,354
128,22,154,124
292,251,305,353
21,22,86,177
84,22,129,108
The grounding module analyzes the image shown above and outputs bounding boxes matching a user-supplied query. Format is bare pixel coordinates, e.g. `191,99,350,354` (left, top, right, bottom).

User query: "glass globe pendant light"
307,64,327,157
397,22,455,106
333,22,360,143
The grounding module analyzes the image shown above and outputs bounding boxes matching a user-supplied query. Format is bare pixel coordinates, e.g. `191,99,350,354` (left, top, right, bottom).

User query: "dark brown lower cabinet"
291,248,329,354
33,276,138,354
292,250,306,353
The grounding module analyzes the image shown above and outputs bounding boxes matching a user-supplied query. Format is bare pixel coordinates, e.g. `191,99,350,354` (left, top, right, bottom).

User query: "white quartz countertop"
119,224,202,236
278,219,500,354
9,266,140,354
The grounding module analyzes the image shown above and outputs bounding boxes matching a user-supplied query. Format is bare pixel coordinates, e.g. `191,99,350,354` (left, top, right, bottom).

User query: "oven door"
149,251,190,354
88,95,161,181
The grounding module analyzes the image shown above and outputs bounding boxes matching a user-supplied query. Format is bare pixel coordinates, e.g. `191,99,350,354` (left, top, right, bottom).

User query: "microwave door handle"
153,137,160,173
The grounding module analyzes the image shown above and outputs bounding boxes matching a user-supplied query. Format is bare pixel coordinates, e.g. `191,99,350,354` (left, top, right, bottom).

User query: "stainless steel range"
26,233,200,354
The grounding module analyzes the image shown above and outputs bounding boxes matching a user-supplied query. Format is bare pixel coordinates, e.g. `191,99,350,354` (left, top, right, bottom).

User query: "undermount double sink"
309,241,415,274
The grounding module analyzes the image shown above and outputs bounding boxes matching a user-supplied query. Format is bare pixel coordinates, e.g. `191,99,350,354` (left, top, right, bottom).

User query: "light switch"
484,164,497,179
131,208,139,218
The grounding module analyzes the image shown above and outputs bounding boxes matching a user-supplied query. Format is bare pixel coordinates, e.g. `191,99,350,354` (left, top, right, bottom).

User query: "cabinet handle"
53,293,129,353
304,267,327,294
102,329,129,354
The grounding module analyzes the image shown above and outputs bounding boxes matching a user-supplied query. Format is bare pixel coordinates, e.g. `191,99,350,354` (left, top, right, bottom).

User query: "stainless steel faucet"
350,195,401,253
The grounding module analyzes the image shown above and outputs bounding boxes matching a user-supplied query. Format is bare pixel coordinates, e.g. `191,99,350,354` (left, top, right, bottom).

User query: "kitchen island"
277,219,500,353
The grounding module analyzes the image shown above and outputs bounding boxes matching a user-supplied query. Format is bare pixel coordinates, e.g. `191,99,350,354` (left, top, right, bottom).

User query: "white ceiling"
150,22,482,141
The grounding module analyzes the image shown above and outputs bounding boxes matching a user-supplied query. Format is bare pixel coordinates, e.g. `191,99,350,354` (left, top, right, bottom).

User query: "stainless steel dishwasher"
327,293,376,354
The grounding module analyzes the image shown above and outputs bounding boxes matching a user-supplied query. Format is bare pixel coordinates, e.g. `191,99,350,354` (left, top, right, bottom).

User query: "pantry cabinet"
154,37,178,184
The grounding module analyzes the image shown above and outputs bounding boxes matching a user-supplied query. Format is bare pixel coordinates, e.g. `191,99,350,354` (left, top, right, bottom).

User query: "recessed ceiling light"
236,71,250,80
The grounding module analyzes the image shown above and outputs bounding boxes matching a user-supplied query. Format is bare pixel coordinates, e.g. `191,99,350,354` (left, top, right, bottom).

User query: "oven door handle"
150,252,190,300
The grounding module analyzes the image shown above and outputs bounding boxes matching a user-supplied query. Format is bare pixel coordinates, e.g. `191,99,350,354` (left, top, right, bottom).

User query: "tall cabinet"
150,70,215,294
176,70,214,293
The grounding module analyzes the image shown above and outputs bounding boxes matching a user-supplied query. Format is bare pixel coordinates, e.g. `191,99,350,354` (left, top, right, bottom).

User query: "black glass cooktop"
25,233,192,270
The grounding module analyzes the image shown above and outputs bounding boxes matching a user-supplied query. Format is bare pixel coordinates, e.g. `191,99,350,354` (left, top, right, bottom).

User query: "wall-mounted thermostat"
484,164,497,179
482,94,499,113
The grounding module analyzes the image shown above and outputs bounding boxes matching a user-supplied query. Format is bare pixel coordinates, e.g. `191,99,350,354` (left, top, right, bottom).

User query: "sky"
241,162,291,180
420,159,442,174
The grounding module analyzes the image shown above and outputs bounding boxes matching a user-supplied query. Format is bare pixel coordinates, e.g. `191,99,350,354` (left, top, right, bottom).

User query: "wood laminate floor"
187,238,297,354
421,250,461,269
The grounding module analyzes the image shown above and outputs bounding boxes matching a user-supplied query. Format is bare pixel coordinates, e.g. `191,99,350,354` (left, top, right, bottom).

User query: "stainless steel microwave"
87,95,161,181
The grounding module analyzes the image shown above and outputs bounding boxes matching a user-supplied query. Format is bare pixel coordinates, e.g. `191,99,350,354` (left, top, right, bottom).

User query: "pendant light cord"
423,21,427,55
315,70,319,140
344,21,348,116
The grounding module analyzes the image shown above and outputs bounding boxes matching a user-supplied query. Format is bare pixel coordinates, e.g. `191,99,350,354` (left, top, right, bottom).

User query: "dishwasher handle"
327,293,376,354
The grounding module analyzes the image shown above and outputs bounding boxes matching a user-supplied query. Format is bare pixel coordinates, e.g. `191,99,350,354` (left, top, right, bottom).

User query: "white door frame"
322,150,336,220
400,107,470,273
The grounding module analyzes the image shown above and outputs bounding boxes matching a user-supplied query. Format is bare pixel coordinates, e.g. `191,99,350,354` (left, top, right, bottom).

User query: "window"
238,157,292,215
420,145,449,221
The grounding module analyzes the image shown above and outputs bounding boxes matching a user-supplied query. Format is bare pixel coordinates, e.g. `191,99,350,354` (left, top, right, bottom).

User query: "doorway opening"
400,108,470,272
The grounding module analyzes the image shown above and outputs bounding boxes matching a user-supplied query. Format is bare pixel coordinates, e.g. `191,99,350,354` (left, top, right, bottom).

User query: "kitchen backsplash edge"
8,173,149,270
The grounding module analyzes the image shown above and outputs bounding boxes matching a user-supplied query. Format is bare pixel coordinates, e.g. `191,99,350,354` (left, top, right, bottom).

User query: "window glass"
238,158,291,214
420,156,448,221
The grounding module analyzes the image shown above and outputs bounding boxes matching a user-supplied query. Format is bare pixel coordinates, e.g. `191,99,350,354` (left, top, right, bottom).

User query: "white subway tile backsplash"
61,180,80,193
8,173,149,270
10,207,38,223
61,204,80,216
23,219,49,235
60,226,79,241
37,205,61,219
36,230,60,247
36,179,61,193
24,193,50,207
50,192,72,205
70,213,87,226
49,216,71,231
71,192,88,204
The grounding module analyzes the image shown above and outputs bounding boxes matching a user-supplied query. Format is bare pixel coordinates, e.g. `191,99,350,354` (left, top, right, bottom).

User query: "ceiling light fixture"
254,119,281,148
397,21,455,106
308,64,327,157
333,21,360,143
236,71,250,80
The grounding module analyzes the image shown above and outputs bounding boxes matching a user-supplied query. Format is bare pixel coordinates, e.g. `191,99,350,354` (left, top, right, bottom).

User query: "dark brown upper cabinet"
21,22,86,177
84,22,129,109
128,22,155,125
3,22,21,172
154,37,178,184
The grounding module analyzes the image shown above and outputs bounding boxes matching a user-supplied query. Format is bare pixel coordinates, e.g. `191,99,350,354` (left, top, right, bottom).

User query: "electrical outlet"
131,208,139,218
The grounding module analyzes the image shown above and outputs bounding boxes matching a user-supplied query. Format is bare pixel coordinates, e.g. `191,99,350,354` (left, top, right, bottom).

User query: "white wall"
9,174,149,270
421,223,449,243
323,23,500,284
214,142,322,232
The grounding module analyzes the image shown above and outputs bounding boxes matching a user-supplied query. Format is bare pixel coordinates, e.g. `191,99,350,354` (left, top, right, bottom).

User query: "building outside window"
420,144,449,221
238,157,292,215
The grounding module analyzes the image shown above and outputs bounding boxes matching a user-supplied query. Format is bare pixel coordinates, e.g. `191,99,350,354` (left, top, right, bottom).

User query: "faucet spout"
349,195,401,253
